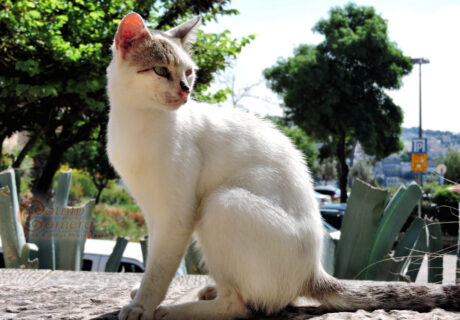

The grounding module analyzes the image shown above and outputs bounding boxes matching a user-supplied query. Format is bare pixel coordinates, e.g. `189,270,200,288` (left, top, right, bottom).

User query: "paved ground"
1,267,459,320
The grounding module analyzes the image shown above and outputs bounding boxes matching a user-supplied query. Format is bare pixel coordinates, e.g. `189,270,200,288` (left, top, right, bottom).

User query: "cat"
107,12,459,320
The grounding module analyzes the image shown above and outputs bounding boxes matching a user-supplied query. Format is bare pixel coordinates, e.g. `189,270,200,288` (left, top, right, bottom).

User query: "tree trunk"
31,146,66,204
337,133,349,203
94,182,107,204
13,130,43,169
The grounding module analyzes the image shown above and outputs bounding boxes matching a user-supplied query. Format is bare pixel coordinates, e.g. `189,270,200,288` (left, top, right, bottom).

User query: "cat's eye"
153,66,169,78
185,69,193,77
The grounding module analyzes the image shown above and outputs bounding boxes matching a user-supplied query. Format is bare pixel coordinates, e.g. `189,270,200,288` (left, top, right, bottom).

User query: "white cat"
107,13,459,320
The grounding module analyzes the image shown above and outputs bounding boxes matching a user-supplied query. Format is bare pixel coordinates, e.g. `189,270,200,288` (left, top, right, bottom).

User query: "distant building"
386,176,403,187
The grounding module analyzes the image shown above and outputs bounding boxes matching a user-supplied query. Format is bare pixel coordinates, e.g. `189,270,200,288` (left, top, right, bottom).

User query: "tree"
439,148,460,184
349,160,377,186
312,159,338,183
270,118,317,170
400,151,411,162
264,3,411,202
1,0,253,202
63,128,116,204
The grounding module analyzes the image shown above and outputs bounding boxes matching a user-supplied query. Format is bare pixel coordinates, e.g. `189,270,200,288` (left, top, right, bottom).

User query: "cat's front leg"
119,220,192,320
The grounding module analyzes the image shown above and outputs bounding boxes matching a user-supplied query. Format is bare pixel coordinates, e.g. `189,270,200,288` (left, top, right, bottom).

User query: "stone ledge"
1,269,458,320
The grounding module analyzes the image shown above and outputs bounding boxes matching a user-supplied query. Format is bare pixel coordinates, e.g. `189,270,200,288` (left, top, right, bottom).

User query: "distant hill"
400,127,460,159
402,127,460,145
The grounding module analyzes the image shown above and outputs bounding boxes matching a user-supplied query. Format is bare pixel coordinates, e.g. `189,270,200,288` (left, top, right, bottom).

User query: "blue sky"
203,0,460,134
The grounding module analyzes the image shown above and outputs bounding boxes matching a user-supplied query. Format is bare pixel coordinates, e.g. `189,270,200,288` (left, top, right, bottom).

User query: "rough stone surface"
0,269,459,320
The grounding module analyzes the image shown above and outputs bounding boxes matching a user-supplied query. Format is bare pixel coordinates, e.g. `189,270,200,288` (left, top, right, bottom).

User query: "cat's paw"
154,306,185,320
119,302,154,320
198,285,217,300
154,306,170,320
130,283,140,299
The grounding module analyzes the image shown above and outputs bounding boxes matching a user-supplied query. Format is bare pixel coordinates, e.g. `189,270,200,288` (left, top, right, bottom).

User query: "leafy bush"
99,181,134,206
50,167,146,240
54,166,97,205
433,188,460,204
432,188,459,236
422,181,442,197
91,203,146,241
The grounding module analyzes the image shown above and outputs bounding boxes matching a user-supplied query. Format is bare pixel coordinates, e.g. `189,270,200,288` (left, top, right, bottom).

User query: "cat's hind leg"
193,185,321,315
155,286,250,320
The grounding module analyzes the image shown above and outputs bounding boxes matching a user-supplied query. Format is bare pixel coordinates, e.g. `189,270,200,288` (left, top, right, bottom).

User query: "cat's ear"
166,16,201,52
115,12,150,59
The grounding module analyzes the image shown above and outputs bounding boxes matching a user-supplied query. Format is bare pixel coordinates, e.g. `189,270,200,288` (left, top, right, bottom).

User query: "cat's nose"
180,80,190,92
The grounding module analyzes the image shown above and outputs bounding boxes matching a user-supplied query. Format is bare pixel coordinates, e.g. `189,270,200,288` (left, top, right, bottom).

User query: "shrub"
432,188,459,236
99,181,134,206
91,203,146,241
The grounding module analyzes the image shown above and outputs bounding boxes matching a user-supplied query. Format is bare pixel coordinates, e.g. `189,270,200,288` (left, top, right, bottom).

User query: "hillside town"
358,128,460,186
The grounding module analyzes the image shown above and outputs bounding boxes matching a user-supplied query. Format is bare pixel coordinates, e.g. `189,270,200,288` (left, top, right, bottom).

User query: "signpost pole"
411,58,430,218
411,138,427,218
417,62,423,219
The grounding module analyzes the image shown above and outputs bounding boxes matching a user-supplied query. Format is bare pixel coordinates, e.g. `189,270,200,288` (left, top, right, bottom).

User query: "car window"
82,259,93,271
118,261,144,273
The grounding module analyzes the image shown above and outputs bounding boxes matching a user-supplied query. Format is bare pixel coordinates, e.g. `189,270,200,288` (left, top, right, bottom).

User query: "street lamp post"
411,58,429,218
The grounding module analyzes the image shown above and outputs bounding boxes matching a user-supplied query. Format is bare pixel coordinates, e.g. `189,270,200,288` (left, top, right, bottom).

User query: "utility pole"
410,58,429,218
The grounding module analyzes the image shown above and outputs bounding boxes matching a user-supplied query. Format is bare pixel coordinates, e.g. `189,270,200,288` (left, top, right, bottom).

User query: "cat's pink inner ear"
115,13,148,59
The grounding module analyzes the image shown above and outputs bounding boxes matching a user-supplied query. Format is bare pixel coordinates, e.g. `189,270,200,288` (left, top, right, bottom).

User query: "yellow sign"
411,153,427,172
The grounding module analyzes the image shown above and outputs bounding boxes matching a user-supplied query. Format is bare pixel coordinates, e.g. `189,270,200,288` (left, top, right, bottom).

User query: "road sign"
436,164,447,175
411,153,427,172
412,138,427,153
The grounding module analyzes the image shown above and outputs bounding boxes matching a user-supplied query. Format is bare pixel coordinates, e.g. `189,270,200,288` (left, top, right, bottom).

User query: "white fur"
108,16,330,320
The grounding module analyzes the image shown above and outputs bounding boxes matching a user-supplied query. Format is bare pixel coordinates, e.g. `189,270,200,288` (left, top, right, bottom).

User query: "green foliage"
99,181,136,207
432,187,459,236
264,3,411,201
193,31,256,102
1,0,254,200
364,183,422,279
271,118,317,169
422,181,442,196
438,148,460,184
433,188,459,204
91,203,146,241
63,131,116,203
333,180,425,281
53,166,96,203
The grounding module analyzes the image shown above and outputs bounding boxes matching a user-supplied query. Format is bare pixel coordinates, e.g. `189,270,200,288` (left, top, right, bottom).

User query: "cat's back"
182,101,297,159
180,101,312,201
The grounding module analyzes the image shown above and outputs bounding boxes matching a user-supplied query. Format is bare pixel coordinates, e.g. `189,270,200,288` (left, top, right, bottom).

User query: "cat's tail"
306,275,460,312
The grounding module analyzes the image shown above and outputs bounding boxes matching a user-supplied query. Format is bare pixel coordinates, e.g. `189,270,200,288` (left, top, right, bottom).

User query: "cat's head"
108,13,200,111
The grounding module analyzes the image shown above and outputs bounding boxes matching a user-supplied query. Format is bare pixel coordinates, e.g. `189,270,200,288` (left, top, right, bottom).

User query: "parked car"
0,238,191,274
0,238,145,272
315,186,341,201
322,220,340,241
320,203,347,230
314,191,332,206
82,238,145,272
